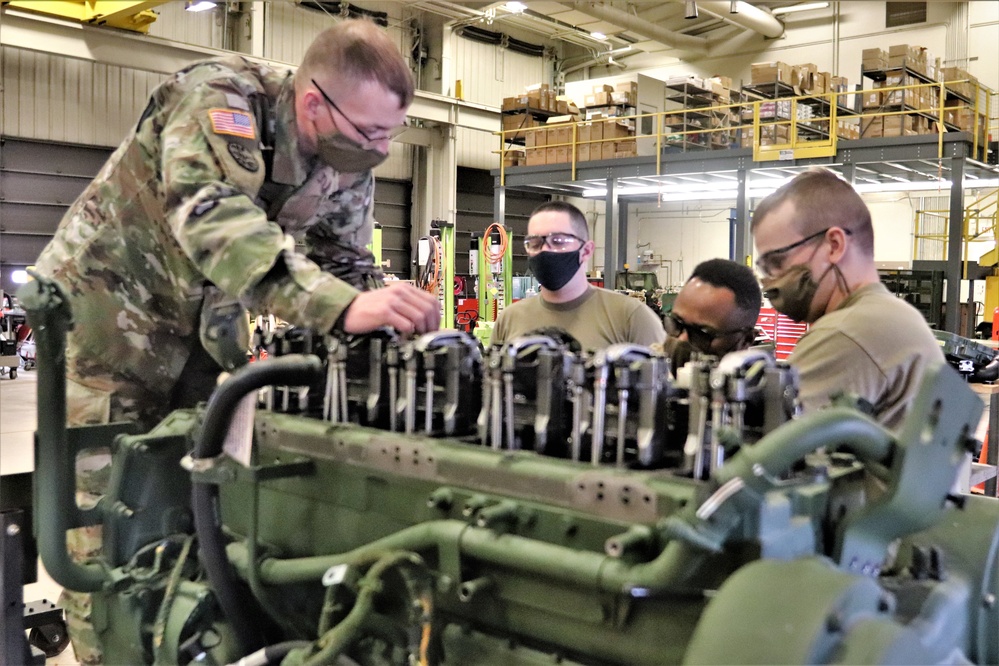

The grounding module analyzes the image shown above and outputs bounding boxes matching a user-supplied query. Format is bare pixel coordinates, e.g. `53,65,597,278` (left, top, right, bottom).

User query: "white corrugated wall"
147,1,222,49
450,33,548,170
1,46,163,147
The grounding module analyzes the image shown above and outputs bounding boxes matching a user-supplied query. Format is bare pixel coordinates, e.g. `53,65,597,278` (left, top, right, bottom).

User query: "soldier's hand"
341,282,441,335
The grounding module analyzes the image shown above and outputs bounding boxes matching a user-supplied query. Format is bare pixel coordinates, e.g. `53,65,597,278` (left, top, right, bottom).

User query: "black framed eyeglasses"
311,78,408,147
664,311,753,352
523,232,585,253
755,227,852,277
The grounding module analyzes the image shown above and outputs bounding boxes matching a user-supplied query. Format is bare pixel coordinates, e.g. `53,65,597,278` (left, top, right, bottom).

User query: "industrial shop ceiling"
412,0,818,60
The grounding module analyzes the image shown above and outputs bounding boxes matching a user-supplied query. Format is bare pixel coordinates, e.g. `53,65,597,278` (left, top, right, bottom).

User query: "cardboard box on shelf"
615,81,638,95
593,83,615,94
576,144,591,162
860,117,883,137
862,90,882,108
759,125,790,146
666,75,708,91
524,148,546,166
751,61,792,84
881,86,918,108
792,63,817,90
601,120,633,139
545,147,558,164
710,75,733,90
502,112,537,140
525,129,544,148
830,76,850,94
554,147,570,163
861,48,889,72
502,149,524,167
601,143,616,160
882,116,916,136
811,72,830,94
610,90,636,106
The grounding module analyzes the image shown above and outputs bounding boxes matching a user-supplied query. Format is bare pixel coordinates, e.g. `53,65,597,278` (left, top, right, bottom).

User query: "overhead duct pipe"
696,1,784,39
569,2,708,55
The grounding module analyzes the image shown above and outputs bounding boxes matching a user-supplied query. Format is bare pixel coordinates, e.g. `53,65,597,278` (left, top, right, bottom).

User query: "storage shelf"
861,65,974,105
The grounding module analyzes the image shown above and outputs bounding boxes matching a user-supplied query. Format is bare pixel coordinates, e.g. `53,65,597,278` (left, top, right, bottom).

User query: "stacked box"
862,48,889,72
792,63,817,90
502,112,539,141
887,44,927,75
751,62,793,84
837,118,860,140
502,149,525,167
759,125,791,146
860,117,883,137
524,148,546,166
941,66,977,100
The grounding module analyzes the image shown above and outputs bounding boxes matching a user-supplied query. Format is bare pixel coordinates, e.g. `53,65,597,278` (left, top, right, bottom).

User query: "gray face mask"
315,132,388,173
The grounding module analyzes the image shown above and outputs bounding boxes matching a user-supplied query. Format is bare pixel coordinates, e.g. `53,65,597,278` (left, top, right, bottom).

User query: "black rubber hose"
191,354,324,657
972,357,999,383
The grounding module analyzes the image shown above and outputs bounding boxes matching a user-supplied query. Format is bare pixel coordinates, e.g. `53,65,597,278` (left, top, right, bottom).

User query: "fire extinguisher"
992,306,999,341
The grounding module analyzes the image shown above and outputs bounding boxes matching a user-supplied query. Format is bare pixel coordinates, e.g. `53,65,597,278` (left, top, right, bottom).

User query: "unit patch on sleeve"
227,142,260,172
208,108,257,139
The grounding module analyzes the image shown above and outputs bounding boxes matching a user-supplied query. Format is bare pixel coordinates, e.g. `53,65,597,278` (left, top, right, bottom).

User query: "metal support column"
732,169,750,264
945,158,965,334
617,203,630,272
493,185,506,226
604,178,619,290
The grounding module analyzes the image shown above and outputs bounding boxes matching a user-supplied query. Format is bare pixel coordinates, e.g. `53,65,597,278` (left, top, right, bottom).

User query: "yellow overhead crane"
5,1,170,33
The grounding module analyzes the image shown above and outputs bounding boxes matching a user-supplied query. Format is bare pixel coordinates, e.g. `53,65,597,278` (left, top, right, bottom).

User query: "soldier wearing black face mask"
491,202,666,352
751,169,943,430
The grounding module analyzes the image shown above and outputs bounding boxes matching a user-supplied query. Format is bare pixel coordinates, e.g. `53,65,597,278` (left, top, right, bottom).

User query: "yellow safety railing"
914,188,999,273
495,77,995,187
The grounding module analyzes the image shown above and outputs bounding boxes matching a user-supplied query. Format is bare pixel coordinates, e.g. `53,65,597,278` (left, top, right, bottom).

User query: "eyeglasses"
755,227,852,277
523,232,585,253
311,78,408,148
664,311,753,352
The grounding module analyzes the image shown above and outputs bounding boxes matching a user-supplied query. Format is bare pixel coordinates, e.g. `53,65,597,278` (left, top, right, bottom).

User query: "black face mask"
529,250,581,292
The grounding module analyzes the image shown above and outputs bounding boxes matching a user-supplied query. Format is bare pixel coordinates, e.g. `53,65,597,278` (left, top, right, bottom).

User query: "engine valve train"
19,275,999,666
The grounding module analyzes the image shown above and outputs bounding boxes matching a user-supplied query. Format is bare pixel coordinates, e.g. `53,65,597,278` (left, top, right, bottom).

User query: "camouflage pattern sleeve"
161,80,359,333
304,173,384,290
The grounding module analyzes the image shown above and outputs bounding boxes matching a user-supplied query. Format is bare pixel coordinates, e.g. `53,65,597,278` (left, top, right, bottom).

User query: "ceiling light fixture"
730,1,739,13
590,31,607,40
685,1,699,19
11,270,29,284
504,1,527,13
770,2,830,16
184,1,216,11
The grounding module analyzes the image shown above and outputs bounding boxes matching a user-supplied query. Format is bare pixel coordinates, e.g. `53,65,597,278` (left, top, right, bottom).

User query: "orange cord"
482,223,509,265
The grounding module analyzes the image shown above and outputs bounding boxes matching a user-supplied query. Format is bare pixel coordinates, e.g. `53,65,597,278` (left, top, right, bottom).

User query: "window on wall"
886,2,927,28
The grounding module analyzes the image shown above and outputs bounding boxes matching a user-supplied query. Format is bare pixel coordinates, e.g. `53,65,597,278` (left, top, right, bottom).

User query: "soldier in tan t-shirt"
751,168,943,429
492,201,665,351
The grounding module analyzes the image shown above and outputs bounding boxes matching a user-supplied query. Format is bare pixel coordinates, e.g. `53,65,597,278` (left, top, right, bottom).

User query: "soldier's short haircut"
530,201,589,240
751,168,874,256
297,19,414,108
688,259,762,325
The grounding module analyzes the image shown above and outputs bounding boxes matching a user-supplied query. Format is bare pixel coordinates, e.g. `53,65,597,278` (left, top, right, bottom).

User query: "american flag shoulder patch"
208,108,256,139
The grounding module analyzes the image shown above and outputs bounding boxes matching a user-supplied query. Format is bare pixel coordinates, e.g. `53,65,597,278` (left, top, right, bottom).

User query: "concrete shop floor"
1,368,81,665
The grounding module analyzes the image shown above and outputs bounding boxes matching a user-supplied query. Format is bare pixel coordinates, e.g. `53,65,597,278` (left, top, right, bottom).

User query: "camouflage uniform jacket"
36,56,379,426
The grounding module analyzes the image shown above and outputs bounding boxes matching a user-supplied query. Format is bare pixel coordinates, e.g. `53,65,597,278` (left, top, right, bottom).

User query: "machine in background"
11,274,999,666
